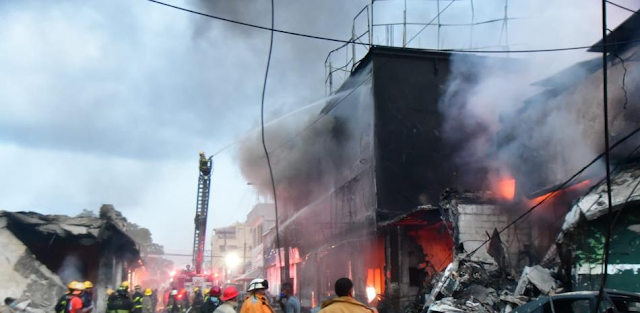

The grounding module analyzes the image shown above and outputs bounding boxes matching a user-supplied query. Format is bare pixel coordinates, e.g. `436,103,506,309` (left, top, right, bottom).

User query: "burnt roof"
589,9,640,52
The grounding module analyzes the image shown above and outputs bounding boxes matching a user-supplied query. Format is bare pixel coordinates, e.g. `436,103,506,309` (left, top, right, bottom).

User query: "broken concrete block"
515,265,557,295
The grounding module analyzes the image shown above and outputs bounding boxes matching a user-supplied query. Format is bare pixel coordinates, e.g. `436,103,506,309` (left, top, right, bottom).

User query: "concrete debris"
424,259,519,313
428,298,465,312
514,266,557,296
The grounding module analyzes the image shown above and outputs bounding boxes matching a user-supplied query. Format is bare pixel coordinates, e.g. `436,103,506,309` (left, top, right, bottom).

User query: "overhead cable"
145,0,640,54
464,123,640,260
595,0,614,310
606,1,638,14
259,0,284,284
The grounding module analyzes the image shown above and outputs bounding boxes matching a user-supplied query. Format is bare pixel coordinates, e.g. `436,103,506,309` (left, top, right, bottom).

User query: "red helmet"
210,286,222,296
220,286,239,301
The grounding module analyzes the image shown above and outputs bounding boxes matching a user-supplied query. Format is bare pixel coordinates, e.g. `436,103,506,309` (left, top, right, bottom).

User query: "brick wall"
456,204,531,267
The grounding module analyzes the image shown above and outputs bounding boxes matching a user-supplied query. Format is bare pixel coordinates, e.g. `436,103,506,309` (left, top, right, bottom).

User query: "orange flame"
529,179,591,204
497,178,516,201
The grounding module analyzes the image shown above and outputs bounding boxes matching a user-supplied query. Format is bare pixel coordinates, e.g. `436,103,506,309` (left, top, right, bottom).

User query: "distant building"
232,203,276,288
210,222,251,284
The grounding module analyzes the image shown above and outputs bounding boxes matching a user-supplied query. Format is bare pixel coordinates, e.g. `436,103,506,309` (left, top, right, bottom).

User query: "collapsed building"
0,205,142,313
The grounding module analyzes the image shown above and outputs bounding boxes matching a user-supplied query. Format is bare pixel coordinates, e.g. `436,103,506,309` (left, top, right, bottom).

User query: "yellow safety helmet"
106,288,114,296
204,288,210,295
67,281,78,289
84,281,94,289
70,281,86,295
194,287,200,292
121,281,130,288
144,288,153,296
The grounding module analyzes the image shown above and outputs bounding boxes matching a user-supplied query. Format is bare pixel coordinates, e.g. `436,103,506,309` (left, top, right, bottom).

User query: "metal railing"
324,0,516,95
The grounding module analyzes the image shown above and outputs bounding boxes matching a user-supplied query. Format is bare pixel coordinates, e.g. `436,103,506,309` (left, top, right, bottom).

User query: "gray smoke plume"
438,1,640,196
236,88,360,210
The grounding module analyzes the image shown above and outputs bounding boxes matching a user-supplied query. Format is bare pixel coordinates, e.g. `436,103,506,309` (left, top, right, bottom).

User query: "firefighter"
82,281,95,313
120,282,131,297
132,285,144,313
200,287,220,313
202,289,210,304
318,278,375,313
198,152,211,176
107,287,134,313
55,281,86,313
191,288,204,313
166,290,183,313
106,288,115,312
213,286,239,313
142,289,154,313
240,279,274,313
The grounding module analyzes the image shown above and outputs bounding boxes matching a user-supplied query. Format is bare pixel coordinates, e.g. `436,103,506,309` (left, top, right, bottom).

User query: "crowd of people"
1,277,374,313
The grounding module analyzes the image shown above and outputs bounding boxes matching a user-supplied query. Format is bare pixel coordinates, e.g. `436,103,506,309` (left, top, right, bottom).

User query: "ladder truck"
193,151,212,275
171,152,214,293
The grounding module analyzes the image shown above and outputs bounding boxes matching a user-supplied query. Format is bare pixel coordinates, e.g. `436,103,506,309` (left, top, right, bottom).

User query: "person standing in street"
142,289,154,313
107,287,134,313
279,283,300,313
240,279,274,313
166,290,183,313
82,281,95,313
55,281,85,313
319,278,375,313
132,286,144,313
191,288,204,313
212,286,239,313
200,287,221,313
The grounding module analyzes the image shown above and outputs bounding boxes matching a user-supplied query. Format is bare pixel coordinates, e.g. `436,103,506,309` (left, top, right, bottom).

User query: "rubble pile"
423,259,559,313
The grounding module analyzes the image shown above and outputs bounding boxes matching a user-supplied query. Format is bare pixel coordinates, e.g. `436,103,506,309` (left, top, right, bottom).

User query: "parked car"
513,290,640,313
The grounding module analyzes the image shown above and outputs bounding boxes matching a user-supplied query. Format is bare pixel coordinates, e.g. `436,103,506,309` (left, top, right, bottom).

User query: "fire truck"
169,152,214,292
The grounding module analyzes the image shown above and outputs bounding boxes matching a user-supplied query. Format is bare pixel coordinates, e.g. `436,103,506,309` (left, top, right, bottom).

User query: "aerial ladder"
192,151,213,275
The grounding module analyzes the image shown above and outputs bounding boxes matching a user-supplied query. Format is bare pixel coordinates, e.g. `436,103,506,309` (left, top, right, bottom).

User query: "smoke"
438,0,640,196
57,255,84,284
236,90,357,210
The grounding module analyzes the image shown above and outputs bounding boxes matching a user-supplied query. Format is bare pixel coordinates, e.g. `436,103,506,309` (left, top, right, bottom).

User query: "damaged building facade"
0,205,142,313
245,8,640,313
255,46,505,310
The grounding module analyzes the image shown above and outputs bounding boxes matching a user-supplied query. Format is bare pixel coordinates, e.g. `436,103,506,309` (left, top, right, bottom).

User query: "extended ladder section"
192,155,213,275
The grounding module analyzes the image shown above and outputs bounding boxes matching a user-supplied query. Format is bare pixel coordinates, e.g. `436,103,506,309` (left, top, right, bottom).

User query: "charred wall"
370,47,487,222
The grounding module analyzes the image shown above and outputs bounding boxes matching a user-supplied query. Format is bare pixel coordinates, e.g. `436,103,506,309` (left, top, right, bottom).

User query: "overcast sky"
0,0,637,267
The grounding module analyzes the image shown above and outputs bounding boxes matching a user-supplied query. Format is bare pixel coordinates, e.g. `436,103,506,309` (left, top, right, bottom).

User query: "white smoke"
438,0,640,195
57,255,84,284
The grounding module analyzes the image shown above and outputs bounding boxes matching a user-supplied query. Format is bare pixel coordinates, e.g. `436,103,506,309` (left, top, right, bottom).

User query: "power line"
595,0,614,310
144,0,640,54
259,0,284,284
405,0,457,47
145,0,358,45
464,123,640,260
606,1,638,14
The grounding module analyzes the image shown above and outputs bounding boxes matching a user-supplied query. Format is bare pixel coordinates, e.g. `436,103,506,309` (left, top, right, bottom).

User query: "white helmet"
170,290,178,295
247,278,269,292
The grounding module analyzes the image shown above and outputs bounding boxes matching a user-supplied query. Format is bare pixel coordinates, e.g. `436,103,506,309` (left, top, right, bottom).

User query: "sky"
0,0,638,267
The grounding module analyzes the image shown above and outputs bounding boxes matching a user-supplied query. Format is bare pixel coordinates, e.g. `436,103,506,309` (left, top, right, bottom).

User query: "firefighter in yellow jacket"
240,279,274,313
319,278,376,313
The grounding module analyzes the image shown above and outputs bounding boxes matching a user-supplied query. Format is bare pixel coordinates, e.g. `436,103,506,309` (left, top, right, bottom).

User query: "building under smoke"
239,46,499,310
239,8,640,311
